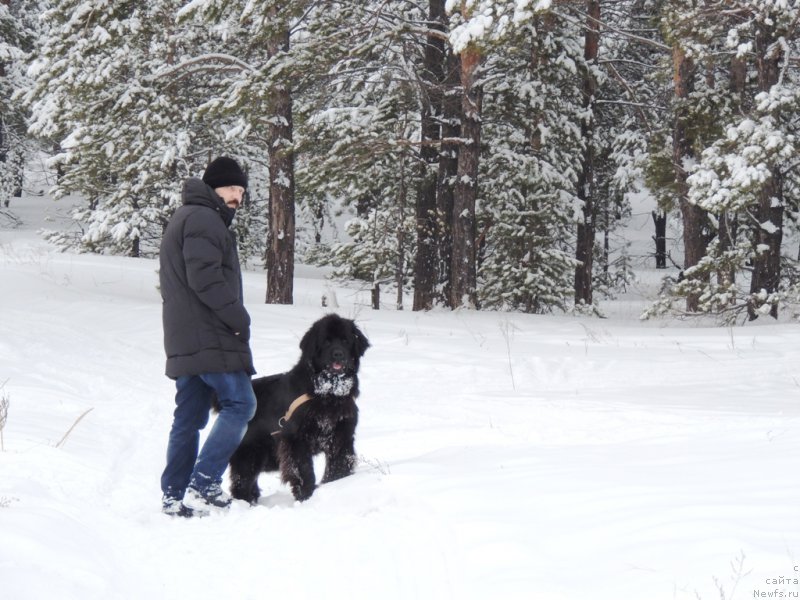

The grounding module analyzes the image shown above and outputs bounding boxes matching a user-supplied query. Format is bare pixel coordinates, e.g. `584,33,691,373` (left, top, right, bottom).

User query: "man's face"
215,186,245,210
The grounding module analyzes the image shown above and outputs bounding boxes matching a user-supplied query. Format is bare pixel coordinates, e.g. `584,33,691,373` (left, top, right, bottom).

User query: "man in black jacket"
159,157,257,517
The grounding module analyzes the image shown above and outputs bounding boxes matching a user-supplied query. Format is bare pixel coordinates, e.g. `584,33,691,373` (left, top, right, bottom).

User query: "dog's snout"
331,347,345,362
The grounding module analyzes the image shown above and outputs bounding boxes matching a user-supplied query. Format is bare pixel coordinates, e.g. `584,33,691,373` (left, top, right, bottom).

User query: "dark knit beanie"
202,157,248,190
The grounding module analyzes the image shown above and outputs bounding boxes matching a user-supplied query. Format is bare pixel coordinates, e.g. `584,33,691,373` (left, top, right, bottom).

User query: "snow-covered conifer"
648,0,800,321
294,2,429,308
0,0,41,207
25,1,265,257
478,22,583,312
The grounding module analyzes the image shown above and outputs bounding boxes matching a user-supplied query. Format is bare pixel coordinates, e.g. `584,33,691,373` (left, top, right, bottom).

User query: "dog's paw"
292,483,317,502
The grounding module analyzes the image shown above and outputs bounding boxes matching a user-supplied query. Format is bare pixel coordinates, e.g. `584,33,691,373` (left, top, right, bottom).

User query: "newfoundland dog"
228,314,370,503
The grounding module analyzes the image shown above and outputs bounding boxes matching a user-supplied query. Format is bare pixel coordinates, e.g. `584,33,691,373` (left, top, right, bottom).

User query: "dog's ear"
352,323,370,358
299,326,319,358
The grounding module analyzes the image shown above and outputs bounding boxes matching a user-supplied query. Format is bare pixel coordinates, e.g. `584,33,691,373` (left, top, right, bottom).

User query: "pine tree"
584,0,660,297
295,1,432,309
436,47,461,307
573,0,601,307
646,0,800,322
0,0,40,208
450,36,482,309
478,19,583,312
413,0,448,311
22,0,799,324
181,0,319,304
448,0,649,313
25,1,266,257
305,83,419,310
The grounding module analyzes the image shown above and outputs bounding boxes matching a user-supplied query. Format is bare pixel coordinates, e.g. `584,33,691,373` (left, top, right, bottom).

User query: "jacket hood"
182,177,236,227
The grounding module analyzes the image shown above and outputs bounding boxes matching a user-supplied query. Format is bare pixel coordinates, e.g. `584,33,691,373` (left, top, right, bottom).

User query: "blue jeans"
161,371,257,500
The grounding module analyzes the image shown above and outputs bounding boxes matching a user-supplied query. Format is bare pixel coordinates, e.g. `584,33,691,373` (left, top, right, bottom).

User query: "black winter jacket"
159,178,255,379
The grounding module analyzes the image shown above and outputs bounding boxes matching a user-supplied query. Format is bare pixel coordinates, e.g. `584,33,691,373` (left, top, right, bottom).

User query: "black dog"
229,314,369,503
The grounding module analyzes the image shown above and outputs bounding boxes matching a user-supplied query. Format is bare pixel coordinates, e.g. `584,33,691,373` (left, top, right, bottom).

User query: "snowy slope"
1,192,799,600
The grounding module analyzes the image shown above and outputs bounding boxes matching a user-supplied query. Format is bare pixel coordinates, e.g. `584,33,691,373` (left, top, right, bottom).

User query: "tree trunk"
574,0,600,306
396,152,408,311
436,49,461,308
130,197,141,258
371,284,380,310
413,0,446,311
0,0,17,203
450,44,481,309
673,45,707,312
265,26,295,305
0,105,5,206
0,68,7,208
748,25,783,320
652,210,667,268
13,160,22,198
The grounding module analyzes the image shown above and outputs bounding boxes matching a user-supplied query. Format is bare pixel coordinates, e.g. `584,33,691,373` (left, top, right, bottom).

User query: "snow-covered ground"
1,191,799,600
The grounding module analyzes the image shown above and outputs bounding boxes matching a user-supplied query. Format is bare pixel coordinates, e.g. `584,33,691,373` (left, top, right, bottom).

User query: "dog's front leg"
279,439,316,501
321,421,356,484
322,451,356,483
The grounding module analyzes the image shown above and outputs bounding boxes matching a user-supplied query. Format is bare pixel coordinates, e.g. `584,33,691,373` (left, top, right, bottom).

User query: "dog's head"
299,314,370,396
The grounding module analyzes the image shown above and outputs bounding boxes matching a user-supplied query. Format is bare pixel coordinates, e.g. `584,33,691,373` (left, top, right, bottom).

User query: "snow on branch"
146,53,254,84
447,0,554,53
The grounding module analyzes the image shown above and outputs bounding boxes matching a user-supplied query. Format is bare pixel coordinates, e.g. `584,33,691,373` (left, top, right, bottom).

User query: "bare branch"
600,61,657,133
553,7,671,52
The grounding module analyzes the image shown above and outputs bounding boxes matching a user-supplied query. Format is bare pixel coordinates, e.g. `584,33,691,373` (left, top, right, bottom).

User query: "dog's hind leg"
228,444,263,504
230,473,260,504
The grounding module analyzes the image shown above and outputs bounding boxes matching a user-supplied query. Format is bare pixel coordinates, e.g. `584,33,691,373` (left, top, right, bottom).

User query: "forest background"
1,0,799,324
